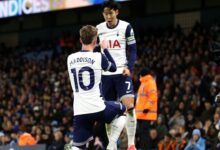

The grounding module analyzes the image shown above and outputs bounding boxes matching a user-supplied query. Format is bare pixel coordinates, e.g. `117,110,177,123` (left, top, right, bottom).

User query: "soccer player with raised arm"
96,1,137,150
67,25,126,150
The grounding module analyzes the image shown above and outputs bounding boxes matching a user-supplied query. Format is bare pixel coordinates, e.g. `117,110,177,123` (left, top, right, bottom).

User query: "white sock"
126,109,137,146
106,124,117,150
72,146,80,150
105,123,111,139
107,115,126,150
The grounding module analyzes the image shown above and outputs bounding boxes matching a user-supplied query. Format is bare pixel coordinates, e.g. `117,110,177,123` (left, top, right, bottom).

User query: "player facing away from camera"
67,25,126,150
96,1,137,150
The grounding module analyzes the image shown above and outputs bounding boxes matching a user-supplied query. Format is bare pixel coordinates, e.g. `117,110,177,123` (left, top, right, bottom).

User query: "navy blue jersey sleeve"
125,24,137,72
101,49,116,72
125,24,136,45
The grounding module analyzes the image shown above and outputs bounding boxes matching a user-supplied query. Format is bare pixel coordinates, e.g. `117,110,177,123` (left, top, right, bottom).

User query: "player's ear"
80,38,83,44
102,12,105,18
93,38,97,46
115,9,119,16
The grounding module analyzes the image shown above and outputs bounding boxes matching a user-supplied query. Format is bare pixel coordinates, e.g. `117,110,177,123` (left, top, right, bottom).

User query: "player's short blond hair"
80,25,97,45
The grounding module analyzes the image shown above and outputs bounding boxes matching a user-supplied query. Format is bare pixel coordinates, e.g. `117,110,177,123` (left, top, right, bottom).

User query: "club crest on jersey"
109,40,121,48
117,31,119,36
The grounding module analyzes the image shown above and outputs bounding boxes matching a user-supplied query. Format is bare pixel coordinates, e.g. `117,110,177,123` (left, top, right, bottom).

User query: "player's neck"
107,19,119,28
81,45,94,51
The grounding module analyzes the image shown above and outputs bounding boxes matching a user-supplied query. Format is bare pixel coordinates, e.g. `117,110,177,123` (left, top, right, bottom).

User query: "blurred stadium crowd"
0,22,220,150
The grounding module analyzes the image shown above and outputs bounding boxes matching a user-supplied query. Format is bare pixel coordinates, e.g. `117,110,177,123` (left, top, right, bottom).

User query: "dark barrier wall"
0,144,46,150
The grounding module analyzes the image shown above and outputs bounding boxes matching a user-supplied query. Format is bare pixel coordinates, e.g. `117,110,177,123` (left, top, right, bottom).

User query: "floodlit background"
0,0,220,150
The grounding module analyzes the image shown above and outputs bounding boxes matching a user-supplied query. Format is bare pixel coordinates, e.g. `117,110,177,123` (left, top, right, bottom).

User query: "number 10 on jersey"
71,67,95,92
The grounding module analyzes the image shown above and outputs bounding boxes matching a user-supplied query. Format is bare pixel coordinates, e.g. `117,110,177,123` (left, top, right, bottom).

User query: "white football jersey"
96,20,136,75
67,51,105,116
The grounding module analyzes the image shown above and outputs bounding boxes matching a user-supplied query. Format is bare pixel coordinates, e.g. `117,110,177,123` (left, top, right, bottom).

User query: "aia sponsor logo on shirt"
108,40,121,48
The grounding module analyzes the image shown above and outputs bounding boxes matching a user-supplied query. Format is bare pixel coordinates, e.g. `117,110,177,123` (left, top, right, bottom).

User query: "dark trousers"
137,120,150,150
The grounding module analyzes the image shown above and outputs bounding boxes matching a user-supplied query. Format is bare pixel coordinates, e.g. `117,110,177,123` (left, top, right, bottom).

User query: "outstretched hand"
100,40,109,49
122,68,131,76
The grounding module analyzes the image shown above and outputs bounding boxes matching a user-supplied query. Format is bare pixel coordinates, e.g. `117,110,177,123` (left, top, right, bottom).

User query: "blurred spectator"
64,132,73,145
48,130,64,150
158,133,173,150
184,129,205,150
205,124,218,150
172,133,187,150
203,119,212,135
194,120,205,138
213,112,220,130
175,125,188,140
186,111,195,133
0,132,5,145
156,114,168,140
168,109,185,129
64,132,73,150
149,128,160,150
213,131,220,150
18,132,37,146
200,101,213,123
9,132,18,146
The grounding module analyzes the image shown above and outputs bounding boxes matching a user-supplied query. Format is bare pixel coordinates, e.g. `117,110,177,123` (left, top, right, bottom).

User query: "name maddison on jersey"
69,57,95,66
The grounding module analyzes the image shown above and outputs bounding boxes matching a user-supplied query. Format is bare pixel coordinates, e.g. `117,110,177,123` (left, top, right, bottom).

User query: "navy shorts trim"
103,101,126,123
73,136,93,147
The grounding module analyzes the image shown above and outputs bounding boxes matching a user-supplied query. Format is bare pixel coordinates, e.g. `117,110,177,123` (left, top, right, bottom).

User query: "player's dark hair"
79,25,97,45
139,67,150,76
102,0,120,10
